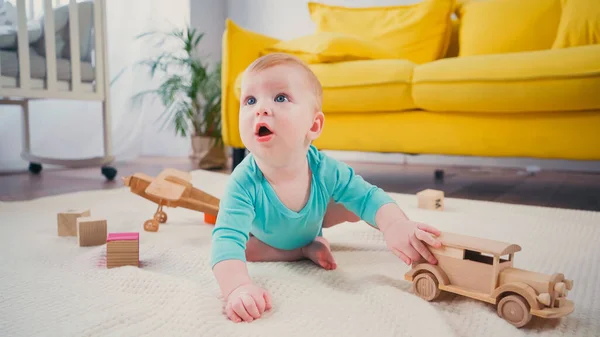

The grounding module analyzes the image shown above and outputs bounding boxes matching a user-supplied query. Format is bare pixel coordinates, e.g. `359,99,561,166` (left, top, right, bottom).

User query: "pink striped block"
107,232,139,242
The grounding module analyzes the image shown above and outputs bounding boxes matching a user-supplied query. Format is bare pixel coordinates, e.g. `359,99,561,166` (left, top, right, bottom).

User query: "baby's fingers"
241,294,261,319
225,302,242,323
251,293,266,315
416,227,442,248
232,298,253,322
417,223,442,238
392,248,412,265
410,234,437,265
264,291,273,311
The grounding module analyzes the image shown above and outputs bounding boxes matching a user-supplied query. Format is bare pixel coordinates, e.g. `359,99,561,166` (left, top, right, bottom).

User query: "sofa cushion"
307,1,455,64
412,44,600,113
235,59,416,113
552,0,600,49
261,32,396,64
459,0,562,56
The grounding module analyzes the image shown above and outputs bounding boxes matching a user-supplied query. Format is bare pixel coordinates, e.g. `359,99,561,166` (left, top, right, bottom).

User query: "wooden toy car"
122,168,220,232
404,232,574,328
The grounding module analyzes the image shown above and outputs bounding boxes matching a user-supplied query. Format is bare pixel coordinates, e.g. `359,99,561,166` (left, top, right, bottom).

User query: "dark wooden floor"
347,162,600,212
1,156,599,212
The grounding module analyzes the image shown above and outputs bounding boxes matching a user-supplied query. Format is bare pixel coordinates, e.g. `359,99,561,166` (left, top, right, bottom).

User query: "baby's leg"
322,201,362,228
246,235,337,270
245,235,303,262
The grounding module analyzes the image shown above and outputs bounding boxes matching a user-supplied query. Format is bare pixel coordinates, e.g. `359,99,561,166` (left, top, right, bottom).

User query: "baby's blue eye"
246,97,256,105
275,94,288,103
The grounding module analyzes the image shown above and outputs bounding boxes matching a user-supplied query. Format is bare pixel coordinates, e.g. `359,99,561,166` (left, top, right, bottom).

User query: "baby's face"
239,63,322,166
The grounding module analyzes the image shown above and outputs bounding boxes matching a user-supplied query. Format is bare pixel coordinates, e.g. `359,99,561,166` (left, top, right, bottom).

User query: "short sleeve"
325,156,396,227
210,176,256,268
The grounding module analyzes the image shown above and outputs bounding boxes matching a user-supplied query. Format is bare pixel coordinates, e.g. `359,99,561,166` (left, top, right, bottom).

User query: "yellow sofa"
221,0,600,170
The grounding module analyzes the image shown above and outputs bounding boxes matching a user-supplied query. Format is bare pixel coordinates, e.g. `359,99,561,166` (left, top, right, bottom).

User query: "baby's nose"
255,107,272,116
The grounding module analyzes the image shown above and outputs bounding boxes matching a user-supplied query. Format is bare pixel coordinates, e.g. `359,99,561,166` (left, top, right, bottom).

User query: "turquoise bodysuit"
210,145,395,268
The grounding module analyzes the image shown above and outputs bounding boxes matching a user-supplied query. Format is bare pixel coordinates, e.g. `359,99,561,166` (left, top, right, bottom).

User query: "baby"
211,53,442,323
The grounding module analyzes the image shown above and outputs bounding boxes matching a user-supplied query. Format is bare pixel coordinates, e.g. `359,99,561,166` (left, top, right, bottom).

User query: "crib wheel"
29,162,42,174
101,166,117,181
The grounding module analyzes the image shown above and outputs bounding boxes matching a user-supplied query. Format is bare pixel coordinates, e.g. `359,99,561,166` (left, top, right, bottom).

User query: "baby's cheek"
238,121,254,144
280,120,298,137
239,114,253,132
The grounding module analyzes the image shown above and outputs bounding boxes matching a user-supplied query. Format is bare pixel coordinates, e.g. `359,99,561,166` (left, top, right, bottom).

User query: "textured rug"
0,169,598,337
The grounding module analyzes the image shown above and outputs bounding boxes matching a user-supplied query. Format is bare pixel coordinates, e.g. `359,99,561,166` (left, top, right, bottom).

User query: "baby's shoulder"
308,145,346,183
225,154,261,196
309,145,344,168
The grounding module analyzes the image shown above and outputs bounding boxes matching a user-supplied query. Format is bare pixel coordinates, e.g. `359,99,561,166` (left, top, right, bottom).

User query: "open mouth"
255,123,273,137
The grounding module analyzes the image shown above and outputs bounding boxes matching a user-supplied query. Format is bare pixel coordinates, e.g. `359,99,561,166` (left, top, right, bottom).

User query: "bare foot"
301,237,337,270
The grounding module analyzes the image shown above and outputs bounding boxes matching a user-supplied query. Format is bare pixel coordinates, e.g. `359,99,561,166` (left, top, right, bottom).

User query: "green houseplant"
129,26,226,169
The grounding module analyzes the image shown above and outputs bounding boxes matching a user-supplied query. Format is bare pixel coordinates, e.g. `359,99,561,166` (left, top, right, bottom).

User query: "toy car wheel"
497,295,532,328
155,211,167,223
144,219,159,232
412,272,441,301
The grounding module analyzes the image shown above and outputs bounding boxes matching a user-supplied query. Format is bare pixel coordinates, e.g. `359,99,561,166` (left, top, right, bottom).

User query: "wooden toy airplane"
122,168,220,232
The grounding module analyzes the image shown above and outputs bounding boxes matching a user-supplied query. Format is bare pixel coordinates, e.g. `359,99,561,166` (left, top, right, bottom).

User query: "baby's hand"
381,220,442,266
225,283,272,323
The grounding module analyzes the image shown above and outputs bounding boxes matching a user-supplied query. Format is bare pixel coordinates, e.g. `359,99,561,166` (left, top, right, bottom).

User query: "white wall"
111,0,193,160
190,0,226,65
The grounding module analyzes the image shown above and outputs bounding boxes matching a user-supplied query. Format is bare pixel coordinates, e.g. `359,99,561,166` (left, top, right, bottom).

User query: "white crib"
0,0,116,180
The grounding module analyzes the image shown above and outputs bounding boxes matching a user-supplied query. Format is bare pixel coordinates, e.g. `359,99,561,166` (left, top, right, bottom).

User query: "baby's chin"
248,142,308,166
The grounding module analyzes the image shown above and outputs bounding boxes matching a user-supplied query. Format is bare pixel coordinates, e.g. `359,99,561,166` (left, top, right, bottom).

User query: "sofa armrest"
221,19,280,149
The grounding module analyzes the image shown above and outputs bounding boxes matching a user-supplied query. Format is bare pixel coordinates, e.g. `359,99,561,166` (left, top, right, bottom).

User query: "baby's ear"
308,111,325,141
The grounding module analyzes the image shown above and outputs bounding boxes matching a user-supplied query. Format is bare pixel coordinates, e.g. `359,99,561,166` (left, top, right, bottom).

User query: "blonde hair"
244,53,323,111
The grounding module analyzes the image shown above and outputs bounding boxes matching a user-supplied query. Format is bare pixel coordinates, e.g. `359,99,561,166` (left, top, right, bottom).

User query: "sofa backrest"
443,0,600,59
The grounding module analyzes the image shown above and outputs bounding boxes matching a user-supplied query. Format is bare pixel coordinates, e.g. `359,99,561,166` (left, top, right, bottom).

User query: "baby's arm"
211,178,271,322
212,256,252,299
211,178,253,297
324,157,396,228
324,156,442,264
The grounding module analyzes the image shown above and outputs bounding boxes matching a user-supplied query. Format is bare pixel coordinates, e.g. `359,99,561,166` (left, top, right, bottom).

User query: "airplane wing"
157,168,192,183
145,178,186,202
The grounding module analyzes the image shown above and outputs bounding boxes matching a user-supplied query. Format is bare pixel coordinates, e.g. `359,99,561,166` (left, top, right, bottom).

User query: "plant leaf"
125,26,223,141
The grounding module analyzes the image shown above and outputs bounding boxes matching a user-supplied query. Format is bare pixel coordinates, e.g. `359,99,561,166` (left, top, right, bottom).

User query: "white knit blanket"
0,169,598,337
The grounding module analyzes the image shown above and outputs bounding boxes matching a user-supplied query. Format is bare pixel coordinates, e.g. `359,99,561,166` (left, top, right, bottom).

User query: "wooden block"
106,232,139,269
106,242,139,253
77,217,107,247
57,209,91,236
417,189,444,211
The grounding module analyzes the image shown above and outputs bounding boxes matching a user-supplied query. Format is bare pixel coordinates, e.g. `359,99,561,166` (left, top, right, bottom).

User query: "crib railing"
0,0,116,180
0,0,109,101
